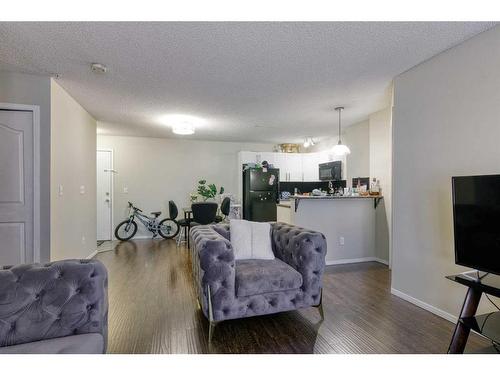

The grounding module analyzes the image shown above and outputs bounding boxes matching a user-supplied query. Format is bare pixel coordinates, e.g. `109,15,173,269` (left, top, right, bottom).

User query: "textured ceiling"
0,22,496,143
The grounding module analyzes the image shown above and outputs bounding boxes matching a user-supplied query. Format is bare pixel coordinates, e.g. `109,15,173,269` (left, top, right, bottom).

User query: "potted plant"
197,180,224,201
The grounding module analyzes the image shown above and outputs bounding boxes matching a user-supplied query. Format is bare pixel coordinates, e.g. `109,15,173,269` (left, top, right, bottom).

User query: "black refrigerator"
242,167,279,222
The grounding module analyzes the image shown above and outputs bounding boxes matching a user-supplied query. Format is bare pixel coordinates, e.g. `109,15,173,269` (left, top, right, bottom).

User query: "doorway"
0,104,40,266
97,149,113,241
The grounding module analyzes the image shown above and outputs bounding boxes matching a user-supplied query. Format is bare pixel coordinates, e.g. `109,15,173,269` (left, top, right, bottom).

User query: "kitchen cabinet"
301,153,320,181
274,153,303,181
238,150,327,182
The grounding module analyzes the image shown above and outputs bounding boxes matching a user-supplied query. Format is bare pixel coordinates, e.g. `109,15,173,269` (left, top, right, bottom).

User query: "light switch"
339,236,345,246
80,185,85,194
58,184,64,196
123,187,129,194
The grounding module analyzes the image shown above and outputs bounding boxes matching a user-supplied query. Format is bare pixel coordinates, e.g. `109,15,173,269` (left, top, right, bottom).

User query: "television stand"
446,273,500,353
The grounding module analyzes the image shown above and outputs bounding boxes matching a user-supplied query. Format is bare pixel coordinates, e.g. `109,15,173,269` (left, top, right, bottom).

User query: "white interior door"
0,109,36,266
97,150,112,241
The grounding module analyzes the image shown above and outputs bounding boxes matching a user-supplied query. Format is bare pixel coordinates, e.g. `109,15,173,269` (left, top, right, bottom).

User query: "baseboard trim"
86,249,98,259
390,288,457,323
326,257,389,266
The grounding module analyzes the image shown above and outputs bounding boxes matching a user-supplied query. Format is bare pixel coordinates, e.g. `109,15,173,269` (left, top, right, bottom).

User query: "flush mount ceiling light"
303,137,315,148
91,63,107,74
172,123,195,135
331,107,351,156
159,114,207,136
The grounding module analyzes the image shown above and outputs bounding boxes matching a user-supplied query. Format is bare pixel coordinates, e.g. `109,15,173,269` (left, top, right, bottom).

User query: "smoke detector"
91,63,107,74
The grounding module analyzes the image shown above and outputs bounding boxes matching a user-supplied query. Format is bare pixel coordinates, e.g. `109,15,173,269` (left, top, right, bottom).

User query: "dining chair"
169,200,190,246
188,202,218,247
215,197,231,223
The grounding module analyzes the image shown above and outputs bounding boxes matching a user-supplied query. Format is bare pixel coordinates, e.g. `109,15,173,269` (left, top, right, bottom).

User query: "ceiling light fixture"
91,63,107,74
172,123,195,135
303,137,315,148
159,114,207,136
331,107,351,156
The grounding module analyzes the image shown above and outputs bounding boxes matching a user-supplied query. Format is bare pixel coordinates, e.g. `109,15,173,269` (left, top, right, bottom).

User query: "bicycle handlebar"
128,202,142,212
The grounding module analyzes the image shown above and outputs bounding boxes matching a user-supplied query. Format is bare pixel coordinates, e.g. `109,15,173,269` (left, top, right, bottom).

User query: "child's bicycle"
114,202,179,241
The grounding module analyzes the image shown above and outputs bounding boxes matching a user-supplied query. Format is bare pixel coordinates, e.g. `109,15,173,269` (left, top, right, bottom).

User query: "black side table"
446,273,500,353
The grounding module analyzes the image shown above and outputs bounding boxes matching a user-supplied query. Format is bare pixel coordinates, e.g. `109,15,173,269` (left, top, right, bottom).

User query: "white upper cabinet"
239,151,326,182
302,153,320,181
285,153,303,181
273,153,290,181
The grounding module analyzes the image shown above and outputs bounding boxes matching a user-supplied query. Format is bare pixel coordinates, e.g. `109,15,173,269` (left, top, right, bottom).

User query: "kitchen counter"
287,194,384,265
276,200,292,208
291,194,383,211
291,194,382,199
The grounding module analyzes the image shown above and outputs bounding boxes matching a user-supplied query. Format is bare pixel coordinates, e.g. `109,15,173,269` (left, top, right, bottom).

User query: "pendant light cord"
336,107,343,144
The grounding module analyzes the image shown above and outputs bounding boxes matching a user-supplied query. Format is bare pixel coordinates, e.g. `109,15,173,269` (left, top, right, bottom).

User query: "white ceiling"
0,22,496,143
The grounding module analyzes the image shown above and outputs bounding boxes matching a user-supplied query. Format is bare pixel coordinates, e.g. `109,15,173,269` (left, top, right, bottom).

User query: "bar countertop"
290,194,382,200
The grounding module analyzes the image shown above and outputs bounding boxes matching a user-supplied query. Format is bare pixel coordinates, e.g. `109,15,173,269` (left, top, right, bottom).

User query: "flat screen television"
452,174,500,275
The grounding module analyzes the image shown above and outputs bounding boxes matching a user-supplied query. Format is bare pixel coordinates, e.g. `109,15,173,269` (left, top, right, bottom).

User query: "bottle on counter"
370,178,381,196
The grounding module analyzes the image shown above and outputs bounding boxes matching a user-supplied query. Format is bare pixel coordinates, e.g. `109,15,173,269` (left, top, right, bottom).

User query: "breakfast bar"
285,195,383,265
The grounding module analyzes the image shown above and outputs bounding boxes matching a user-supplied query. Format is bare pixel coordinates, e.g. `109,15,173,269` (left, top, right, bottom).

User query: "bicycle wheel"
158,218,180,239
115,220,138,241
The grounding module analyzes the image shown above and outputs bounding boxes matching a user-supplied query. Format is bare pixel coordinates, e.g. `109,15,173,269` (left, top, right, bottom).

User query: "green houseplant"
197,180,224,201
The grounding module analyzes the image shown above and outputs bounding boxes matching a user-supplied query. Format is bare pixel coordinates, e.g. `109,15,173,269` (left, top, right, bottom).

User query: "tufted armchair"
0,259,108,354
190,222,327,343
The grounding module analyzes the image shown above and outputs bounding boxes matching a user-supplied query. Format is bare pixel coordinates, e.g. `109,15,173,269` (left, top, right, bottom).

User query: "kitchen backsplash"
279,181,329,197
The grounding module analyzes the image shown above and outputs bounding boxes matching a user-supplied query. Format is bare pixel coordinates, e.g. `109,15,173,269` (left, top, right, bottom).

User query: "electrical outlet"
339,236,345,246
81,236,86,244
123,187,129,194
80,185,85,194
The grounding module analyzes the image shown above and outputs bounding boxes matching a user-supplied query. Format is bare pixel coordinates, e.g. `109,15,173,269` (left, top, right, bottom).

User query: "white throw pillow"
250,221,275,260
230,219,274,260
230,219,252,260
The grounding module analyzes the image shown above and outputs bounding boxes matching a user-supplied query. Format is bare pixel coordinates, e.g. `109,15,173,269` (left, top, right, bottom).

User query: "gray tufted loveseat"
190,222,327,343
0,259,108,354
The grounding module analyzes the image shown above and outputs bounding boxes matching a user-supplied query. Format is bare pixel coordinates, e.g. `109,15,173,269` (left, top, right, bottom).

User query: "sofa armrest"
271,222,327,297
190,226,236,320
0,259,108,352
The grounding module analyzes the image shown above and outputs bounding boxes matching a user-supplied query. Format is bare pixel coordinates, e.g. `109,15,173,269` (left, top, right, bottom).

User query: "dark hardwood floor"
95,239,490,354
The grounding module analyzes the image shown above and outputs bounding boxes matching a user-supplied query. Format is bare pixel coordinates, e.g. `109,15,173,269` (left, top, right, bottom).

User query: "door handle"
105,199,110,202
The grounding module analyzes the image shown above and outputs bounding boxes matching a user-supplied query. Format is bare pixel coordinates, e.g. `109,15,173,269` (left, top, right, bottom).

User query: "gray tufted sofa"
0,259,108,354
190,222,327,342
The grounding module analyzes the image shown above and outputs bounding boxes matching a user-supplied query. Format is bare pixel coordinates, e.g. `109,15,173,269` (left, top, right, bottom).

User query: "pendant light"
331,106,351,156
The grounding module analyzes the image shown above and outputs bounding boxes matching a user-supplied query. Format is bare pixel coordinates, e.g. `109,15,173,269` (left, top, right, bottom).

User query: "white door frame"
0,102,40,262
97,148,114,241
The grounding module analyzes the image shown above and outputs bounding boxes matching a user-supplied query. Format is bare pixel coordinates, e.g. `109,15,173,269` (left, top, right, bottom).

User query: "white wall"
392,25,500,318
344,121,370,184
51,80,97,260
97,134,273,238
312,120,370,186
369,108,392,263
313,114,392,263
0,71,51,262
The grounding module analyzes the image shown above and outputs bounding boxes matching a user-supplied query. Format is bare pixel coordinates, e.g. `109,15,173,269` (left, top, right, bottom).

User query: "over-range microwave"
318,161,342,181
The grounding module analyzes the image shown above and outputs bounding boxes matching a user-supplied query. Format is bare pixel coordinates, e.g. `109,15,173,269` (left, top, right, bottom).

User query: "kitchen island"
283,195,385,266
